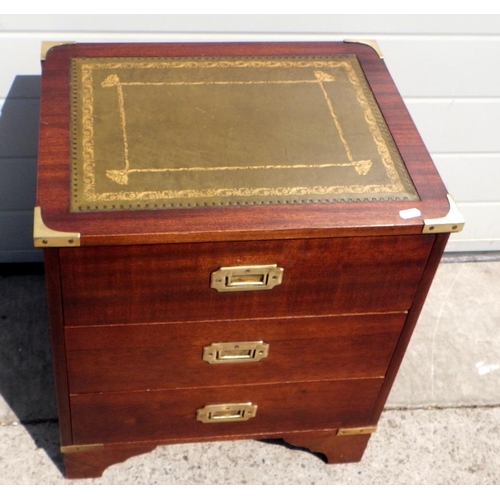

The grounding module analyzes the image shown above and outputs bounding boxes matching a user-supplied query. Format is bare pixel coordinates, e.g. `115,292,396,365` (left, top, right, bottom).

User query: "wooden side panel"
43,249,72,445
371,232,450,421
66,313,405,393
59,235,433,326
70,378,383,445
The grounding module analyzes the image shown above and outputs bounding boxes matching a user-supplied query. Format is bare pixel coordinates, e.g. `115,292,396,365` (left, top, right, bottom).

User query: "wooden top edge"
41,40,383,62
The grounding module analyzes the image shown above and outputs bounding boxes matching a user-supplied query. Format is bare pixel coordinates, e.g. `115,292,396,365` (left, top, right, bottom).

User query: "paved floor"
1,260,499,484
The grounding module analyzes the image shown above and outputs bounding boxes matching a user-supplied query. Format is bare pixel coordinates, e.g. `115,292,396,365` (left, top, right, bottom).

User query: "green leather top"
70,55,418,212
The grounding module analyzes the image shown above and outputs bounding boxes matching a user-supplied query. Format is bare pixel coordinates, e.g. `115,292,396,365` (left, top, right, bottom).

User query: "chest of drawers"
35,41,463,479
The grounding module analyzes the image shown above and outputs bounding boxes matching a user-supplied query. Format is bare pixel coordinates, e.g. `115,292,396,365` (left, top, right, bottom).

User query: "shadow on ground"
0,265,64,476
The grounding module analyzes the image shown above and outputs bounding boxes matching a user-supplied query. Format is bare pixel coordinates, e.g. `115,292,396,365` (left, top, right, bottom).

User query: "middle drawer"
66,313,405,393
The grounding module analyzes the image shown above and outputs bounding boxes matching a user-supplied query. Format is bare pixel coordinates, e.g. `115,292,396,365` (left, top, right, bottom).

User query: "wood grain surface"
59,235,433,326
70,378,383,444
66,313,405,393
42,249,73,446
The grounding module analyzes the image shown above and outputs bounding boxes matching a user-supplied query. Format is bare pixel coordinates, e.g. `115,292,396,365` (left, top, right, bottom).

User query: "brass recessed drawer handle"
210,264,284,292
196,403,258,423
203,341,269,364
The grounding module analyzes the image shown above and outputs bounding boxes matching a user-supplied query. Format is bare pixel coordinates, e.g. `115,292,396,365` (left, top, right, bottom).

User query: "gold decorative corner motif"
423,194,465,234
337,426,377,436
33,207,81,248
41,41,76,61
61,444,104,454
344,40,384,59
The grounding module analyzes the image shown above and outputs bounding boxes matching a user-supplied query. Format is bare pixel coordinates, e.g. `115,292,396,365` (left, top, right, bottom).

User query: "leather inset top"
70,55,418,212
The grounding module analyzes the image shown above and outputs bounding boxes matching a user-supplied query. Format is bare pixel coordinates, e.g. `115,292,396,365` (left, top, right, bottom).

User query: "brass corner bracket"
423,194,465,234
337,426,377,436
344,40,384,59
41,41,76,61
33,207,81,248
61,443,104,454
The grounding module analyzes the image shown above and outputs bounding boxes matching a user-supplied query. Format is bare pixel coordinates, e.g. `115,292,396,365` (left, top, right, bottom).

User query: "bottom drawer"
70,378,383,445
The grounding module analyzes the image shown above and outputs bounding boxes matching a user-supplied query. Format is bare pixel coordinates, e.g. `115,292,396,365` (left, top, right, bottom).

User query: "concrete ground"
1,259,499,484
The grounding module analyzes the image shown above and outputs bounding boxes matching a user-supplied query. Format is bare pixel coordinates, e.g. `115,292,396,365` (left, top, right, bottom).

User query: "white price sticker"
399,208,422,220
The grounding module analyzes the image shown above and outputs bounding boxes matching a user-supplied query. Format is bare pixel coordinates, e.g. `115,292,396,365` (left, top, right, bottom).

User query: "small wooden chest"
35,41,464,479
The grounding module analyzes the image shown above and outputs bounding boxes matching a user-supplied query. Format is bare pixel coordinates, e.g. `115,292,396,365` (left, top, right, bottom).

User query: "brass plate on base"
70,55,418,212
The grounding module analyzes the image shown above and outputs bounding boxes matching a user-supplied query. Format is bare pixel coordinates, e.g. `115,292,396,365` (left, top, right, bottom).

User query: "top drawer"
59,235,433,326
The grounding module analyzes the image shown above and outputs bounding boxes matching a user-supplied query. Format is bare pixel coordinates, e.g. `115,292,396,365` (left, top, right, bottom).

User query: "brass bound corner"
41,41,75,61
33,207,81,247
423,194,465,234
344,40,384,59
60,444,104,454
337,426,377,436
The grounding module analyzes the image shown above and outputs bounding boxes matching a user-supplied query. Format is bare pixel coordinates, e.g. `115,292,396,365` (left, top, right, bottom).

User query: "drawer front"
60,235,433,326
70,378,383,445
66,313,405,393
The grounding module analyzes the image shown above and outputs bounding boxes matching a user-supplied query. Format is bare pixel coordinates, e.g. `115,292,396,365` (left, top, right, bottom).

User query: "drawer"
66,313,405,393
70,378,383,445
60,235,433,326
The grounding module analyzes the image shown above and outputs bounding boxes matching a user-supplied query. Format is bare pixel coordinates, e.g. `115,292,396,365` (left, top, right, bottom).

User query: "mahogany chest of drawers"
34,41,463,479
